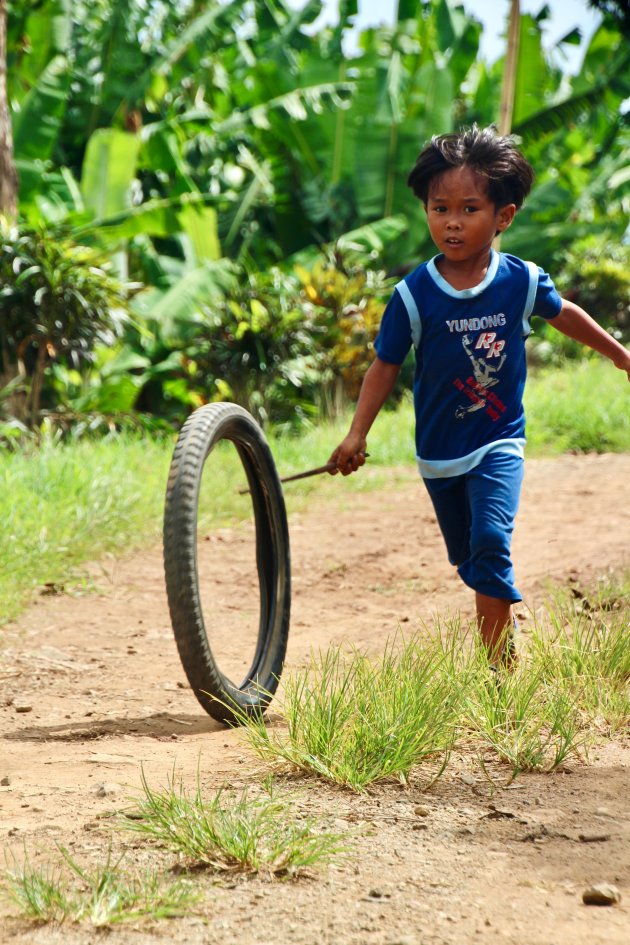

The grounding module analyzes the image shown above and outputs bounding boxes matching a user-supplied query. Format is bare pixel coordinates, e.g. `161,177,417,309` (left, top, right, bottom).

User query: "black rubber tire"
163,402,291,726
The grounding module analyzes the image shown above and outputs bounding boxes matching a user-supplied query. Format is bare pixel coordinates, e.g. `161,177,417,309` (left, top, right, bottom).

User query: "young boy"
329,125,630,665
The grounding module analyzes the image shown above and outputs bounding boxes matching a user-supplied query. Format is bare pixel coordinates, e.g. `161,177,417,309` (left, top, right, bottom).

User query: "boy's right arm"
328,357,401,476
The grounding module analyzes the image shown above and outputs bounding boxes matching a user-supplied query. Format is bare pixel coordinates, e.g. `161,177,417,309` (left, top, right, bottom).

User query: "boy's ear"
496,203,516,232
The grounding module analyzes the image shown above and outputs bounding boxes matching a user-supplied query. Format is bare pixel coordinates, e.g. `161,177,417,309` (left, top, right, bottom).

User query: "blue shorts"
422,451,524,603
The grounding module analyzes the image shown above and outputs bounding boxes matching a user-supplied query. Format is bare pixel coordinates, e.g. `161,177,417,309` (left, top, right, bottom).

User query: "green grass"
1,847,198,926
0,437,172,621
235,572,629,788
456,651,587,779
233,638,460,791
121,771,347,877
524,358,630,454
527,573,630,736
0,358,627,623
2,774,348,927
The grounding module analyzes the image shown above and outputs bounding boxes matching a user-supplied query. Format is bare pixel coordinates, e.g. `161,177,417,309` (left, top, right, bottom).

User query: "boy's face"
424,166,515,264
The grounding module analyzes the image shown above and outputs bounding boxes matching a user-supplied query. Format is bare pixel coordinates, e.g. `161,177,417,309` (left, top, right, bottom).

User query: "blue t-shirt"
375,251,562,478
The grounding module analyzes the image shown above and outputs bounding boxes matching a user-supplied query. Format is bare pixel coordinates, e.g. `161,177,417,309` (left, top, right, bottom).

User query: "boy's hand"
614,348,630,381
328,433,367,476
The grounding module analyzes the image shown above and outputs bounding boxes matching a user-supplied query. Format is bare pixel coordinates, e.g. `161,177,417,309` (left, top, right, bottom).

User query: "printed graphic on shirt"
453,332,508,421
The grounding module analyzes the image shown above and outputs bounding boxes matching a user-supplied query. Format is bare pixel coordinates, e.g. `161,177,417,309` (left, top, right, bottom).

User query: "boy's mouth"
445,237,464,245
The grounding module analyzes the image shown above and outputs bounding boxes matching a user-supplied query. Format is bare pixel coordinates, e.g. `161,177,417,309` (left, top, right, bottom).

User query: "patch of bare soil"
0,453,628,945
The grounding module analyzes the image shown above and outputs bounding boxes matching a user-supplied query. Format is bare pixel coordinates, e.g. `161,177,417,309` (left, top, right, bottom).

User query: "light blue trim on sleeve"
417,438,526,479
522,261,539,337
395,279,422,348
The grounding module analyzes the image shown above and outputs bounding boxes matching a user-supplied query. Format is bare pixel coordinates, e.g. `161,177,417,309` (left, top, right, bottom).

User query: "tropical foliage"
0,222,132,426
2,0,630,434
557,235,630,338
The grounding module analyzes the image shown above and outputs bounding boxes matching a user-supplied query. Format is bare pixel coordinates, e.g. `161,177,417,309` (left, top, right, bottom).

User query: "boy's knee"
470,520,511,559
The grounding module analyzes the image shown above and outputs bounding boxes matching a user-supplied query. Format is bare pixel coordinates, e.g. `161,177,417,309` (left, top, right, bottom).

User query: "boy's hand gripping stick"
238,454,369,494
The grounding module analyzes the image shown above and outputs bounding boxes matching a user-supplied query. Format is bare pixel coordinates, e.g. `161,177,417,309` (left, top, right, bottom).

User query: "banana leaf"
71,191,225,244
80,129,141,220
12,54,70,163
138,260,239,345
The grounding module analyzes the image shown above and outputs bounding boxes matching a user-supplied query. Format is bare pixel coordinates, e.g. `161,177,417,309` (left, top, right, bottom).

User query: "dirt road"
1,452,628,944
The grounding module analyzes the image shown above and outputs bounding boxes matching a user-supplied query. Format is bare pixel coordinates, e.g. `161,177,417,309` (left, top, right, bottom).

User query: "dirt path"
1,453,628,944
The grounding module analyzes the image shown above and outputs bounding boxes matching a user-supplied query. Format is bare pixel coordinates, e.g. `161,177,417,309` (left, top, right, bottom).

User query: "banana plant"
9,0,73,211
11,0,357,269
8,2,630,341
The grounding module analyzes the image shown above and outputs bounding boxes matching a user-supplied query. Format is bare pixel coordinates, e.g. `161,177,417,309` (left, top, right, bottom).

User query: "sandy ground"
0,452,628,944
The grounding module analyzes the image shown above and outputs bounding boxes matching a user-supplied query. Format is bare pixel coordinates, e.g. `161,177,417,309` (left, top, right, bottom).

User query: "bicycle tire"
163,402,291,725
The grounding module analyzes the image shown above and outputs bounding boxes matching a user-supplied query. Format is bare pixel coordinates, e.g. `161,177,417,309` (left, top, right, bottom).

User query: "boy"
329,125,630,665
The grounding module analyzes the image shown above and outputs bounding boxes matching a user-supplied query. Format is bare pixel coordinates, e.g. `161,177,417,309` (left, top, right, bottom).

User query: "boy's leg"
475,592,514,666
459,453,524,665
423,453,522,665
421,474,470,568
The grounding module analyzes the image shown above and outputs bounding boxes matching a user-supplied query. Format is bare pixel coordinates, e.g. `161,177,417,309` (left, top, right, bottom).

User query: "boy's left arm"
552,299,630,381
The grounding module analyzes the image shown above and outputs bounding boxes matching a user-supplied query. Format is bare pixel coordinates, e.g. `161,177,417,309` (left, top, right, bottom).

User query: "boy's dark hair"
407,125,534,209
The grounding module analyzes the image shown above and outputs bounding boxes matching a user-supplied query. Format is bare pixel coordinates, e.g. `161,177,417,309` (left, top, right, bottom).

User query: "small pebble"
414,805,430,817
582,883,621,906
14,702,33,714
0,776,10,786
95,782,122,798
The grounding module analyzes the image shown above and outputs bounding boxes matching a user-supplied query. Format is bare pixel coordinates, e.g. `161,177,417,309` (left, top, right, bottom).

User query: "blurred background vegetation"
1,0,629,443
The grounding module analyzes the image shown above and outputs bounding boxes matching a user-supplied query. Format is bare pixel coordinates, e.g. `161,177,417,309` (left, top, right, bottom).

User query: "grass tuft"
120,771,347,877
527,577,630,736
235,582,628,788
457,654,587,779
1,847,197,926
236,636,461,791
1,854,70,923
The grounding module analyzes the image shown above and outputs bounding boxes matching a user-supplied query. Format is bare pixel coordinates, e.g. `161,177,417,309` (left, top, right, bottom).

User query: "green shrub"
558,234,630,337
529,235,630,366
121,254,391,430
0,222,133,427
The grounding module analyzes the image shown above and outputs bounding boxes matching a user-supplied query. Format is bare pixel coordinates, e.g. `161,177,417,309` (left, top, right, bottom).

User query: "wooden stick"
238,454,369,494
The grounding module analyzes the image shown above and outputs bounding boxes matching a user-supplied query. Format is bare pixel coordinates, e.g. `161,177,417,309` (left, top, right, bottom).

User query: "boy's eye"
464,206,478,213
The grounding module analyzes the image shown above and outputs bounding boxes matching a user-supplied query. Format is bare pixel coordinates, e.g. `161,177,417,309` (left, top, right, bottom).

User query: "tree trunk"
498,0,521,136
0,0,18,219
494,0,520,252
25,341,47,428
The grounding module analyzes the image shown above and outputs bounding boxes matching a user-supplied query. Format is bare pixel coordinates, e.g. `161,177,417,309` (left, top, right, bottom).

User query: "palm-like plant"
0,223,131,425
3,0,629,432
